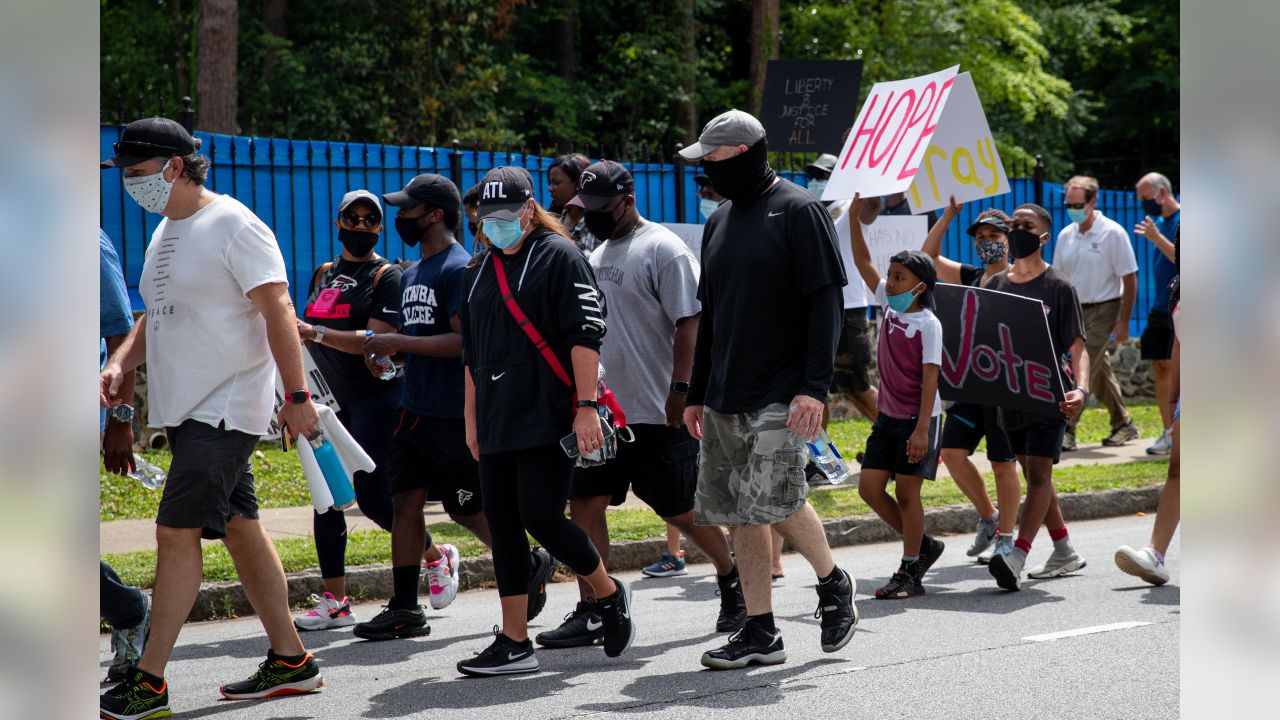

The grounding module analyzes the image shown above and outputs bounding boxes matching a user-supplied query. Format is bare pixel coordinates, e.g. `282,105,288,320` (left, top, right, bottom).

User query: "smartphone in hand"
560,416,615,459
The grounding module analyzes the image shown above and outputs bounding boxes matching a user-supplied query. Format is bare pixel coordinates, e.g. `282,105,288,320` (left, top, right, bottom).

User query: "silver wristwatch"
313,325,327,343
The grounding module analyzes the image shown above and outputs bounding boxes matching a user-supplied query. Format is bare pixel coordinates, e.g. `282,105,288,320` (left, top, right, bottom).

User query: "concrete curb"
186,485,1161,622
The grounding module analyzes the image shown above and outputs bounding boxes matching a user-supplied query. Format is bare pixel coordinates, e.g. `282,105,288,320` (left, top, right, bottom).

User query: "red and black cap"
101,117,198,169
569,160,634,211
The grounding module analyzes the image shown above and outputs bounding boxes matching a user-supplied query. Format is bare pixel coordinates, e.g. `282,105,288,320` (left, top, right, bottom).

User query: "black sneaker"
915,535,945,578
715,570,747,632
597,576,635,657
528,546,555,621
458,626,539,677
814,567,859,652
535,600,604,648
219,651,323,700
352,605,430,641
874,568,924,599
700,618,786,670
100,668,170,720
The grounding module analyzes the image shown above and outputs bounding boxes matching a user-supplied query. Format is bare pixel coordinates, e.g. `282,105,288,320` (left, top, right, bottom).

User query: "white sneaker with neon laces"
425,543,461,610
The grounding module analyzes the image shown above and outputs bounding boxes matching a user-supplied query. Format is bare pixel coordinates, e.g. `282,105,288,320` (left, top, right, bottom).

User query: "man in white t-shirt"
1054,175,1139,451
99,117,322,718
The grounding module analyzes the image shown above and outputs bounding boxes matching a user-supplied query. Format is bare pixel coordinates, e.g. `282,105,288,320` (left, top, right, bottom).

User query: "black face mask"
338,228,378,257
395,215,427,248
583,200,627,240
1007,229,1044,260
702,138,777,205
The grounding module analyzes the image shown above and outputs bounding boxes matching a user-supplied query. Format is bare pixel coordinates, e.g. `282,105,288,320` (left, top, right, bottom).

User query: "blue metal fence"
100,126,1165,333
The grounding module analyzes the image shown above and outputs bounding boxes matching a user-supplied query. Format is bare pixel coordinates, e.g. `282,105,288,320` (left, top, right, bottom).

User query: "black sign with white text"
761,59,863,152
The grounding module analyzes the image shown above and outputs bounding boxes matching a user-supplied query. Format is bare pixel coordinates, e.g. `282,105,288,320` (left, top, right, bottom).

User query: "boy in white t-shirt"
847,195,946,600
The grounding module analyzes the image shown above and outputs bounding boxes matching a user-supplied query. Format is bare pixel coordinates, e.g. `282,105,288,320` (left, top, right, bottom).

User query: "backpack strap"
310,261,334,295
491,253,573,388
372,261,393,291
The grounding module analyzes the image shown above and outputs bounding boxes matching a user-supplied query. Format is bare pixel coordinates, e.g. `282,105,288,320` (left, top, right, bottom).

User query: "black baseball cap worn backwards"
101,117,198,169
889,249,938,309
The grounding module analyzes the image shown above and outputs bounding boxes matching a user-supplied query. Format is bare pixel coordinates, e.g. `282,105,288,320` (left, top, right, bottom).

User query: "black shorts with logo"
940,402,1016,463
832,308,876,395
1140,311,1175,361
861,413,941,480
388,410,483,516
571,424,700,519
156,419,260,540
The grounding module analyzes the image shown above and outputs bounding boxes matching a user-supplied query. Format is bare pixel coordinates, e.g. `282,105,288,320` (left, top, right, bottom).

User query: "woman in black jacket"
457,166,634,677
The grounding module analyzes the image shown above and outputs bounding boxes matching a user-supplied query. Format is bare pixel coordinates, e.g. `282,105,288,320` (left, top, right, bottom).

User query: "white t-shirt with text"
1053,211,1139,304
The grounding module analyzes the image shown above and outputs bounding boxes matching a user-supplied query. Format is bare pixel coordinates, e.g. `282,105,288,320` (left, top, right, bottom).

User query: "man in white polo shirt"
1054,174,1139,451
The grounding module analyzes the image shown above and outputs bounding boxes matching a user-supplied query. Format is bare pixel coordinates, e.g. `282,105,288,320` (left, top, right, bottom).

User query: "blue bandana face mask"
483,216,525,249
886,283,923,313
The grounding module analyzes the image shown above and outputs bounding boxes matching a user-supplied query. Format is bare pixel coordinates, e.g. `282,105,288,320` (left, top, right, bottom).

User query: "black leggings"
480,443,602,597
314,386,399,579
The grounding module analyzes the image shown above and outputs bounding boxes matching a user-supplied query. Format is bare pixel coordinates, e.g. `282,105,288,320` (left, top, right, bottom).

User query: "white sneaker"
978,532,1012,565
425,543,461,610
1115,545,1170,585
294,591,355,630
1028,540,1087,579
1145,429,1173,456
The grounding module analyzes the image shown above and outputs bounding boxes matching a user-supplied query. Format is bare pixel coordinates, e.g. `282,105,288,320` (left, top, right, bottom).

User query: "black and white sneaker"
814,567,859,651
527,547,555,622
458,626,539,678
700,618,786,670
597,576,635,657
351,605,430,641
715,570,747,632
915,535,945,578
874,568,924,599
535,601,605,648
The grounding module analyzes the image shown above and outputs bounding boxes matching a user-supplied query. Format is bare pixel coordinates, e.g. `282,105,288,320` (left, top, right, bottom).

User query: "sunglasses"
340,211,381,228
1064,202,1088,210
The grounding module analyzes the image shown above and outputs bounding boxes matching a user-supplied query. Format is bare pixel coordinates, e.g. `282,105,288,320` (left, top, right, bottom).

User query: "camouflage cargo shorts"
694,403,808,526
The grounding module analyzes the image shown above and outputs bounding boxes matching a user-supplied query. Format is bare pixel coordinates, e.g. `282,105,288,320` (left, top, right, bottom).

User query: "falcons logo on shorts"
457,489,474,506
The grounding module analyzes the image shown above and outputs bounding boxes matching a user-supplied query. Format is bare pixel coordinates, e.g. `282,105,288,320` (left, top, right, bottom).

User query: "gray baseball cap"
337,189,382,217
678,109,767,160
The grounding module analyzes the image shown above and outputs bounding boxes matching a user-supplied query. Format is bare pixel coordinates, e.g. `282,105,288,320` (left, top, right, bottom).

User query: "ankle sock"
901,555,919,565
818,566,842,585
749,612,777,633
390,564,421,609
1015,538,1033,554
268,650,309,665
1149,547,1166,564
1049,526,1069,542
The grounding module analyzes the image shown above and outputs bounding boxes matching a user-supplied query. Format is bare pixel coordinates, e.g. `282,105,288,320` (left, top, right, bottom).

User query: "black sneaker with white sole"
527,547,555,622
458,627,539,677
874,568,924,599
219,651,323,700
915,535,945,578
814,567,859,651
99,667,170,719
700,618,786,670
535,600,605,648
352,605,430,641
715,570,747,632
597,576,635,657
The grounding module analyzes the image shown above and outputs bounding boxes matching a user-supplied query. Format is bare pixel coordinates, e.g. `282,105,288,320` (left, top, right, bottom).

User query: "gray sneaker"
966,518,999,557
989,546,1026,591
1061,430,1078,452
1102,422,1140,447
1028,540,1087,579
978,532,1012,565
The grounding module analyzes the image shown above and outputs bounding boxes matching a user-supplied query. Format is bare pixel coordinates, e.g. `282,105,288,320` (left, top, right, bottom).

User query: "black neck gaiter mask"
702,138,776,205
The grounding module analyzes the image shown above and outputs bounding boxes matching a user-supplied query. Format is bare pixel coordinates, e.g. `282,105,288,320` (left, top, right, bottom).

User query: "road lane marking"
1023,621,1152,642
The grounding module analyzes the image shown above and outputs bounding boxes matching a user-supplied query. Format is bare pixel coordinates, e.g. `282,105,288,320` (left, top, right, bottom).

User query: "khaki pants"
1068,299,1132,433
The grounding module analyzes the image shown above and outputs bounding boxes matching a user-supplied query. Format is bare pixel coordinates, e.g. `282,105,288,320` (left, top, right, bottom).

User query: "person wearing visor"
99,117,322,717
457,166,634,677
290,190,404,631
920,199,1023,566
536,161,744,650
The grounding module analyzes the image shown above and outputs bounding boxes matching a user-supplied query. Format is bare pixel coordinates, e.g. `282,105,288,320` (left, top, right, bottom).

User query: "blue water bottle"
309,433,356,510
806,428,852,485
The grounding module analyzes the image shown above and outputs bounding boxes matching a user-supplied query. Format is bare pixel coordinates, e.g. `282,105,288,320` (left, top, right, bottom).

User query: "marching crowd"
97,109,1179,719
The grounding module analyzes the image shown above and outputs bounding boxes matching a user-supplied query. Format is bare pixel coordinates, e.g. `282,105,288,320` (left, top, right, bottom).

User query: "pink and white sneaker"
294,591,356,631
424,543,461,610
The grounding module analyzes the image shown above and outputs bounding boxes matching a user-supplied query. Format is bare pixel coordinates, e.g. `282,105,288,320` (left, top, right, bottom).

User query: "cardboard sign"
864,216,928,290
761,60,864,152
266,345,341,440
662,223,706,262
905,73,1009,214
933,284,1067,417
823,68,1009,213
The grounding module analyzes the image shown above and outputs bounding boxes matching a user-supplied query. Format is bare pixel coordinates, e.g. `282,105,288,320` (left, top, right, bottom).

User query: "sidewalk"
99,440,1157,555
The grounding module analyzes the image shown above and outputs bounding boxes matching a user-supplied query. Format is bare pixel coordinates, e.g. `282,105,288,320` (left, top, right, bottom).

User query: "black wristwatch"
288,389,311,405
670,381,690,395
576,399,599,410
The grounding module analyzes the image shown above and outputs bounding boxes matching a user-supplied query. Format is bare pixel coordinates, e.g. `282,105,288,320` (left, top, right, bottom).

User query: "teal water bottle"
309,433,356,510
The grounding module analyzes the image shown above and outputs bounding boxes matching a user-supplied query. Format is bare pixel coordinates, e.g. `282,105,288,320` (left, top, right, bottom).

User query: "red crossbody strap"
491,253,574,389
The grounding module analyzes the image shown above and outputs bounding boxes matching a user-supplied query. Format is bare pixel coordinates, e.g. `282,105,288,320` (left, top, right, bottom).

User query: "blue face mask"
1067,207,1089,226
886,283,923,313
483,216,525,249
807,179,827,200
699,198,721,221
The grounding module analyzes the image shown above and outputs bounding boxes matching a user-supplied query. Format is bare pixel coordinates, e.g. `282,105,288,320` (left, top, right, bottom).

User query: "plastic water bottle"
129,453,167,489
806,429,852,485
365,330,397,381
308,433,356,510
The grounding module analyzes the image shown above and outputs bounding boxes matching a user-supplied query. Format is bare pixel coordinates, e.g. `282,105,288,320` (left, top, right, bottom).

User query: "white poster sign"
662,223,706,263
864,215,928,305
905,72,1010,213
267,345,341,440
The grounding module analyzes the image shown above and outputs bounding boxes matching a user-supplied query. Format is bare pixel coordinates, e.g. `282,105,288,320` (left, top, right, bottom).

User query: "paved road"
101,514,1179,719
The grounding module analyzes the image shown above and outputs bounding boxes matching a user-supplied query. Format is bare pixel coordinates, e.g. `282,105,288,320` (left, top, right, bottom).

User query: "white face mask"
699,198,721,221
807,178,827,200
123,159,175,214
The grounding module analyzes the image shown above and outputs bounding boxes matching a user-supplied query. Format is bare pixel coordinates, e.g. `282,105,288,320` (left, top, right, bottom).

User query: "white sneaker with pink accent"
424,543,461,610
294,591,356,631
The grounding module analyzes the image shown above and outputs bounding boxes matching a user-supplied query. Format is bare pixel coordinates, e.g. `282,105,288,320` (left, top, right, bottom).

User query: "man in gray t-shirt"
534,161,746,650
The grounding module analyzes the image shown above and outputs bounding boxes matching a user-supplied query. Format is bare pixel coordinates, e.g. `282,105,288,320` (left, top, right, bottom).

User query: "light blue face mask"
807,179,828,200
1067,207,1089,226
483,216,525,249
699,198,721,221
886,283,923,313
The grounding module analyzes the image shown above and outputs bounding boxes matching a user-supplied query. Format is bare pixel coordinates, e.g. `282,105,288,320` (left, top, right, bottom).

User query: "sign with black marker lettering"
761,60,863,152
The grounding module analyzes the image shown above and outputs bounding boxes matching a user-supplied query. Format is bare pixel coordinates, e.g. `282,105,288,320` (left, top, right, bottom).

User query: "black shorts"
388,410,483,516
1003,411,1067,464
940,403,1016,463
571,424,699,518
1140,312,1175,361
832,308,875,395
156,419,260,540
861,414,941,480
